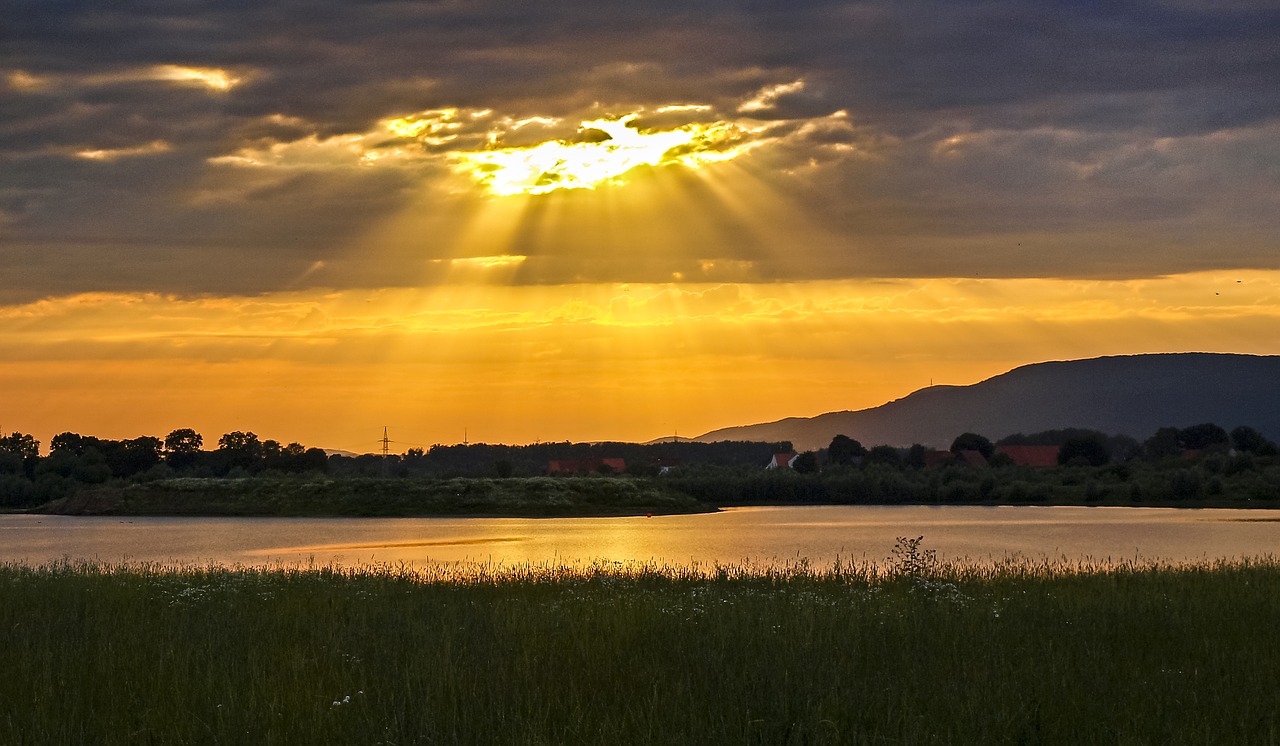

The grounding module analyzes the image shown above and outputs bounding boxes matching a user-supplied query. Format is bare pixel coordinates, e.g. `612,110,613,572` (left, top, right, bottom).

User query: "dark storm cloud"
2,0,1278,301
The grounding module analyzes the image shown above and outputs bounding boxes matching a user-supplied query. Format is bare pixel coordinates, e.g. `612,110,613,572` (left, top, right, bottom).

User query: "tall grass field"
3,547,1278,744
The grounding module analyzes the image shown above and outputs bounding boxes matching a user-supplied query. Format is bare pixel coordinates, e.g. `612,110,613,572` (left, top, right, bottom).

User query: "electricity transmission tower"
381,426,391,476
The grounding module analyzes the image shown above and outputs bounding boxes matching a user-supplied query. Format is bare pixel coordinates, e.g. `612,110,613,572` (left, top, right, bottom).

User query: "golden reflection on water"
4,506,1280,569
255,536,530,554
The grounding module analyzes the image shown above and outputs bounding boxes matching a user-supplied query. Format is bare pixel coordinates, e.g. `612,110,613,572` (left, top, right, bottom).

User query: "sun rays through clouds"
4,1,1279,449
451,114,761,196
3,272,1280,449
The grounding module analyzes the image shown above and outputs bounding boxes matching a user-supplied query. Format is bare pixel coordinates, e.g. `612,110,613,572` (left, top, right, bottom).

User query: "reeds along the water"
3,554,1279,744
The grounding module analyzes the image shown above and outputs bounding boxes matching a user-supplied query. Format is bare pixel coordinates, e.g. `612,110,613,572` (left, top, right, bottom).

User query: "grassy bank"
38,475,714,517
3,554,1279,744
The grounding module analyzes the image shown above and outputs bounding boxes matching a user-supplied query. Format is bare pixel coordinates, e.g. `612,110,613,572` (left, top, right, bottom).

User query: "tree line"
2,422,1276,509
665,423,1280,506
0,429,330,507
0,430,785,508
792,422,1278,473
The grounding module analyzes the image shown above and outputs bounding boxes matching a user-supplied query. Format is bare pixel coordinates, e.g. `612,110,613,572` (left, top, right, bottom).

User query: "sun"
452,114,759,197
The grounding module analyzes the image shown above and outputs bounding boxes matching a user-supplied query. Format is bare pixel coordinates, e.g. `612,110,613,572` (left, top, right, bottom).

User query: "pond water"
4,505,1280,570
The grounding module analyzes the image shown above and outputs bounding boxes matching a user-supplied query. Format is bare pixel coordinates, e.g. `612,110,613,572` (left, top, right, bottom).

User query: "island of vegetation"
1,421,1277,516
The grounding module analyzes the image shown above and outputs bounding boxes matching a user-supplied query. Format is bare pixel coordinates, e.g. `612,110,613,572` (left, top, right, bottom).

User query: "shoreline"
25,494,1279,518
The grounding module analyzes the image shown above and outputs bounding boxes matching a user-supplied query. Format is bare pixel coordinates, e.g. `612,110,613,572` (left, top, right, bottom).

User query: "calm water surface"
3,505,1280,569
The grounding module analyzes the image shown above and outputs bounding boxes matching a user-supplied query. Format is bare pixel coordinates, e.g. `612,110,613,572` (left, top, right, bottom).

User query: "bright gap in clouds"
149,65,240,91
210,90,858,205
451,115,761,196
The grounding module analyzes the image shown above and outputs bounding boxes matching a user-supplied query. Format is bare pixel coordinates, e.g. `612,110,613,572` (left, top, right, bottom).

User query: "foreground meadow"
3,548,1279,744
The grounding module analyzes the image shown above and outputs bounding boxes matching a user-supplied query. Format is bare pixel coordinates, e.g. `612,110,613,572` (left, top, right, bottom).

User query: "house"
654,457,682,475
995,445,1061,467
922,450,956,467
766,452,798,470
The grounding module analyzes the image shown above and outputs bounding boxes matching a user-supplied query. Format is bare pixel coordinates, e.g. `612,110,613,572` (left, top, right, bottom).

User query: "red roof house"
767,452,798,470
996,445,1061,467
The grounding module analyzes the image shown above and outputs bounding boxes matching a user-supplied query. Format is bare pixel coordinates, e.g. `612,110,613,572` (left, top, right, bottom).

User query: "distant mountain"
694,353,1280,452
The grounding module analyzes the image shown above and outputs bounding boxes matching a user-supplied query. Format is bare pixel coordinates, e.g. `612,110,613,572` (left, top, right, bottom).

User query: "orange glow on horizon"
2,271,1279,453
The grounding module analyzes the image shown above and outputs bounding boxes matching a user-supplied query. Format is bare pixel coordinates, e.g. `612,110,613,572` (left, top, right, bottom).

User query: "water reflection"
2,505,1279,569
271,536,531,553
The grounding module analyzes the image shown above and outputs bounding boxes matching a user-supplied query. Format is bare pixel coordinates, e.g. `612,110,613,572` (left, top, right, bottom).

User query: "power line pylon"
381,426,390,477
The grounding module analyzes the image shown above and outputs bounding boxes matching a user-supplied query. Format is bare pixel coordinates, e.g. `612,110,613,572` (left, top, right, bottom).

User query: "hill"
694,353,1280,451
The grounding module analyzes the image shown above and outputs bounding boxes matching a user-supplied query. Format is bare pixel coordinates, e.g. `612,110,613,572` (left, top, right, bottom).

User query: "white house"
766,452,798,470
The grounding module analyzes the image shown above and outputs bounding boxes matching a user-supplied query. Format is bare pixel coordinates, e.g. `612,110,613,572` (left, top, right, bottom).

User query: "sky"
3,0,1279,453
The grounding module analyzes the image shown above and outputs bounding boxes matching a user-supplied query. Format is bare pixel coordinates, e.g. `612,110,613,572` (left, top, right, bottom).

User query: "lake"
4,505,1280,569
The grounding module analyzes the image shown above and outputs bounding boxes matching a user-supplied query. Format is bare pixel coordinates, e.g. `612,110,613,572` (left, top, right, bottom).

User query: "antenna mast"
381,426,390,477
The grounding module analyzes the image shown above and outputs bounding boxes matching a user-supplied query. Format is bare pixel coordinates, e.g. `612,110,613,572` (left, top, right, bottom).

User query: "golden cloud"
205,94,859,196
75,140,172,161
7,65,243,93
450,114,762,196
147,65,241,91
738,79,806,113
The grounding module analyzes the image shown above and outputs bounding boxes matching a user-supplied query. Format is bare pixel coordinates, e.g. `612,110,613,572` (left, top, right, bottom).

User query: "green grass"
3,554,1279,744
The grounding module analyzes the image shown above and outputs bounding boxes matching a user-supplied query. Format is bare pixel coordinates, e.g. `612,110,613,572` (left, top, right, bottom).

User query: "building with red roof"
766,452,798,470
995,445,1061,467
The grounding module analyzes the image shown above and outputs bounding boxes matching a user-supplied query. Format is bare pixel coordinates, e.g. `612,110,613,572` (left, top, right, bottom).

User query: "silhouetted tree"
1178,423,1230,452
792,451,820,474
0,471,35,507
827,434,866,466
0,432,39,461
1107,434,1142,463
36,448,111,484
218,431,261,454
163,428,204,470
115,436,163,477
1230,426,1277,455
0,450,23,475
301,448,330,473
164,428,203,454
950,432,994,459
1058,436,1110,467
217,431,263,473
865,444,903,467
1144,427,1181,458
50,432,99,455
905,443,928,469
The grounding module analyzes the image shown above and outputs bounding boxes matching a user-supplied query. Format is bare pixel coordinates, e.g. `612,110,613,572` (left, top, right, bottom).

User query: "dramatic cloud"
2,0,1278,301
